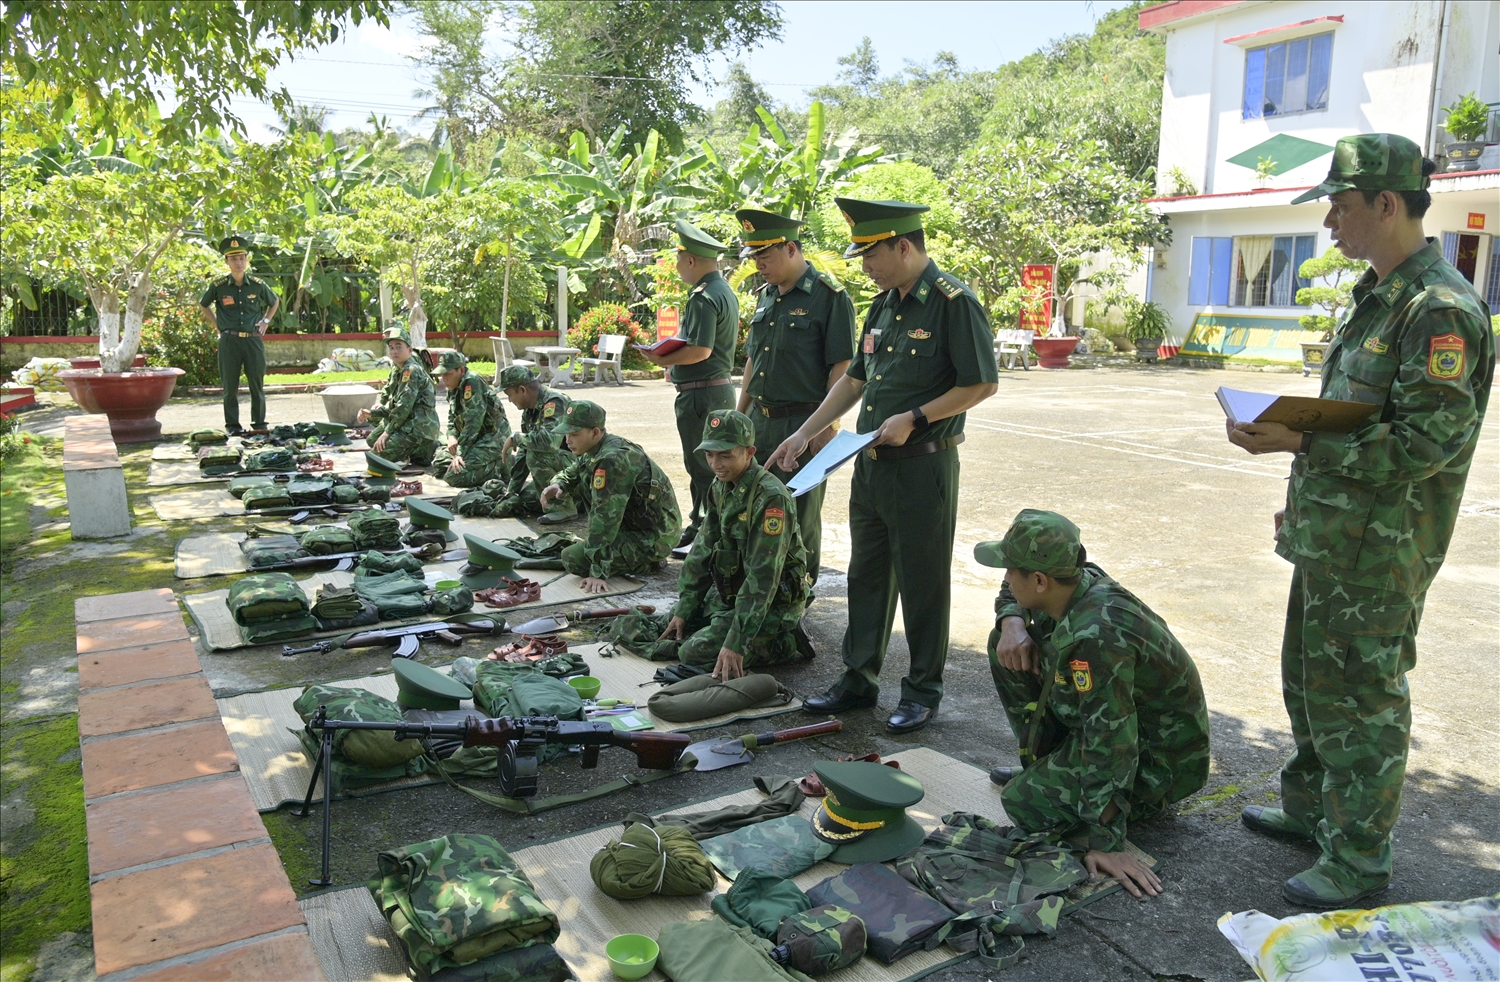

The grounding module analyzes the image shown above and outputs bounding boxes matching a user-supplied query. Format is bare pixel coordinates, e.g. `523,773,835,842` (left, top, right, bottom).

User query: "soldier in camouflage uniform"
358,326,440,466
661,410,811,680
496,365,577,518
430,351,511,488
1227,134,1494,909
981,509,1209,900
542,401,681,591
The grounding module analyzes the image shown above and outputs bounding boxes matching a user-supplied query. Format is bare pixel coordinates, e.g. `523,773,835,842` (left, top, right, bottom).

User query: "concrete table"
528,346,583,387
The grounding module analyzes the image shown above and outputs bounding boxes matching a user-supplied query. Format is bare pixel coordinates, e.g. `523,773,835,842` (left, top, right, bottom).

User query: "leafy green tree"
1296,248,1367,336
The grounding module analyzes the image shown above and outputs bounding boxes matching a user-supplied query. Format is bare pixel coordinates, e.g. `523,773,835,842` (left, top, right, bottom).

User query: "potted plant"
1442,93,1492,173
1125,299,1171,363
1295,247,1368,376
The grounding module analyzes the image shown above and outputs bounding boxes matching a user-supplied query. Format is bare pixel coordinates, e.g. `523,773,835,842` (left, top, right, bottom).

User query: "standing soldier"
1226,135,1493,908
496,365,576,520
541,401,681,593
734,209,855,584
770,199,999,734
431,351,510,488
639,220,739,550
200,235,278,435
357,326,440,466
661,410,813,681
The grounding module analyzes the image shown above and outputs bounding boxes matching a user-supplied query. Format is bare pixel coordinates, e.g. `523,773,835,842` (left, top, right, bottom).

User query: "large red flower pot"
68,355,148,370
59,368,185,443
1031,337,1080,369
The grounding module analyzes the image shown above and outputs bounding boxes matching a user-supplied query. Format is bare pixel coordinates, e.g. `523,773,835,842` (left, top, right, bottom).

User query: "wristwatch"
910,407,928,429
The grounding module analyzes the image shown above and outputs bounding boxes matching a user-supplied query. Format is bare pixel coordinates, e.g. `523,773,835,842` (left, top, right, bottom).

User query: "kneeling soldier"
496,365,576,519
661,410,812,681
431,351,511,488
979,509,1210,899
542,401,681,594
358,326,440,466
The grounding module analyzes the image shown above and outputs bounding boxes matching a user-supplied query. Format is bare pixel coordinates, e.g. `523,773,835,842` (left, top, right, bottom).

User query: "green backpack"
243,447,296,472
228,475,278,500
285,474,335,504
332,483,361,504
299,526,357,555
348,509,402,549
227,572,309,623
242,484,293,510
292,684,426,788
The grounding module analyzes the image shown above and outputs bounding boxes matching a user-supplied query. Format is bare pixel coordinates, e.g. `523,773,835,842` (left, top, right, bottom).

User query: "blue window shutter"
1190,238,1211,305
1442,233,1459,264
1210,238,1233,305
1265,43,1287,115
1244,48,1266,119
1308,34,1332,109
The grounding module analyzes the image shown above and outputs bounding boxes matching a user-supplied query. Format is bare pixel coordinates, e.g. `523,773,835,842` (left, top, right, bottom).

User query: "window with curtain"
1232,234,1317,306
1243,33,1333,119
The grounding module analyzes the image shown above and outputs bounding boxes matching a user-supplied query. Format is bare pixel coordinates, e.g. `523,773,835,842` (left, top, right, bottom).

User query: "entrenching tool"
682,720,843,772
508,604,657,637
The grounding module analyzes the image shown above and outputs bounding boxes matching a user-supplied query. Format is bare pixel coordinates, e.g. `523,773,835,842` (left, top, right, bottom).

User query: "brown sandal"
475,578,542,609
487,634,568,662
391,479,423,497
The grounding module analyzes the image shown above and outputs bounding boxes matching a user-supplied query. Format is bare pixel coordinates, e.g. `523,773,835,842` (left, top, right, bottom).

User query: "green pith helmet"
974,508,1084,578
365,451,401,486
833,197,930,258
1291,133,1430,205
406,496,457,542
383,325,413,346
810,760,927,863
735,208,805,258
313,421,351,446
219,235,249,257
676,218,727,259
498,365,538,389
461,533,523,591
438,350,468,373
696,409,755,452
554,399,606,434
391,657,472,711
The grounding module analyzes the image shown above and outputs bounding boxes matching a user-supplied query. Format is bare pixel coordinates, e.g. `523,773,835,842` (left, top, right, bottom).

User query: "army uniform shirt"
670,269,739,384
674,460,810,656
555,433,681,579
447,371,511,454
516,385,571,456
743,263,856,407
847,259,999,442
1278,241,1493,598
993,564,1211,852
369,358,441,445
200,274,277,333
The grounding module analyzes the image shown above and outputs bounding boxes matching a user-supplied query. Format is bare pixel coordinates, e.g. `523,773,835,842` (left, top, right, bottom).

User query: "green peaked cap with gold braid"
810,760,927,863
833,197,929,258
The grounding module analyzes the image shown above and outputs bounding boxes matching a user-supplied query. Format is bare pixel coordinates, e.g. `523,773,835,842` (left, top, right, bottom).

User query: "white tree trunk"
88,273,150,372
399,281,427,349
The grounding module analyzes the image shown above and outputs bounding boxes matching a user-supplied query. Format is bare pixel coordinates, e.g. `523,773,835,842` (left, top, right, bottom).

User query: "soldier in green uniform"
1226,135,1494,908
496,365,577,519
430,351,510,488
771,199,999,733
199,235,279,435
660,410,811,680
733,209,856,583
542,401,682,593
980,509,1209,900
357,326,440,466
639,220,740,549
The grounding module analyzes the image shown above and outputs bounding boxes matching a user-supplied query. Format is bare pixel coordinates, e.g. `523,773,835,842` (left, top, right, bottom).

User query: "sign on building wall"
1469,213,1487,230
1020,265,1054,334
656,307,680,340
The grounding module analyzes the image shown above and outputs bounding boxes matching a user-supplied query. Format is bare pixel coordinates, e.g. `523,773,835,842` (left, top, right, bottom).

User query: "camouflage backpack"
299,526,357,555
198,444,242,475
332,483,361,504
228,475,277,500
360,485,391,503
348,509,402,549
186,427,228,445
241,483,293,510
774,906,867,976
241,534,306,568
243,446,296,472
269,424,298,441
292,684,426,779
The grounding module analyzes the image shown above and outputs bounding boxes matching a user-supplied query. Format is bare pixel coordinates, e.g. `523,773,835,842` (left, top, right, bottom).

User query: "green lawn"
263,361,498,386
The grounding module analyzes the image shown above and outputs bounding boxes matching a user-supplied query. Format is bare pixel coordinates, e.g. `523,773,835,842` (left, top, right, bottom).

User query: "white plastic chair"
577,334,627,385
491,336,536,383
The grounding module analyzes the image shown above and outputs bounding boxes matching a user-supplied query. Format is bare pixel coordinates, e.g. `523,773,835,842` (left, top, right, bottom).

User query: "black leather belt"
864,433,965,461
756,400,822,419
675,378,733,392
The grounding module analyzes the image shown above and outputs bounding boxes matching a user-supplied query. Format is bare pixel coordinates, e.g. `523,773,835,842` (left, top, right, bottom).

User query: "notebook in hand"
1216,386,1376,433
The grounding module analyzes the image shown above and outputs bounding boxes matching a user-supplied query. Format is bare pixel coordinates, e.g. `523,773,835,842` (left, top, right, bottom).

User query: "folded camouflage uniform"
285,474,335,504
228,475,277,499
187,427,229,445
369,833,560,980
299,526,357,555
293,684,426,776
243,446,296,472
228,572,318,643
701,814,834,881
424,943,571,982
310,585,365,621
356,550,423,576
198,444,242,476
349,509,403,549
352,569,430,619
240,534,307,568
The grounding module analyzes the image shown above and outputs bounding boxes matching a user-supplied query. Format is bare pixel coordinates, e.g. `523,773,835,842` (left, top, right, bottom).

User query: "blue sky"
227,1,1130,139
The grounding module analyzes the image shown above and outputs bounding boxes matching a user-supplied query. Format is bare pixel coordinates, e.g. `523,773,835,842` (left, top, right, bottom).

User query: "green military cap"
810,761,927,864
696,409,755,452
437,350,467,373
382,324,413,346
833,197,930,258
497,365,538,389
460,533,524,591
974,508,1084,577
218,235,249,256
391,657,472,711
365,451,401,485
554,399,606,434
676,219,727,259
406,496,457,542
735,208,805,258
313,421,350,446
1291,133,1430,205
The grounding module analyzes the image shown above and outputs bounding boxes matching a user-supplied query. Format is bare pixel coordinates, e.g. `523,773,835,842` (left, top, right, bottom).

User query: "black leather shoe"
886,700,935,734
804,687,877,713
676,526,698,549
989,765,1024,787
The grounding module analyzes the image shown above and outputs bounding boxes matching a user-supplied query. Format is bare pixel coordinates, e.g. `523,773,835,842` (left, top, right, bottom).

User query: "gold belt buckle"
759,404,771,416
865,448,878,460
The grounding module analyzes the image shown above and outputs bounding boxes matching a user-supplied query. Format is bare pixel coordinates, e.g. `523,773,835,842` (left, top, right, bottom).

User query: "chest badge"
907,329,931,340
788,308,808,317
1428,333,1465,380
221,295,235,306
1054,671,1069,686
1362,336,1388,355
1069,658,1093,693
862,333,876,354
762,507,784,536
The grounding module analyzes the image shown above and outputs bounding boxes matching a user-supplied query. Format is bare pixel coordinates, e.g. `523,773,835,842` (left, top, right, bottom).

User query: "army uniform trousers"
752,410,826,585
677,591,805,670
507,444,575,513
1280,565,1420,890
218,332,267,429
675,385,737,528
560,531,673,580
432,441,508,489
376,431,439,468
838,447,959,708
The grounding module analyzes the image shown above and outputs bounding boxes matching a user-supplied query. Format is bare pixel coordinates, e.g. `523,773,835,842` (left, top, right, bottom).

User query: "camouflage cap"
218,235,249,256
1291,133,1431,204
382,325,413,346
553,399,606,434
834,197,929,258
391,657,472,711
974,509,1084,577
437,350,467,373
497,365,538,388
676,219,727,259
774,906,867,976
810,760,927,864
696,409,755,452
735,208,805,258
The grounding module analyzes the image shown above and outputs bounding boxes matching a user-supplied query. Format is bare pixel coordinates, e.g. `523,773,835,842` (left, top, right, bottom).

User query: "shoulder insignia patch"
817,271,846,293
1428,333,1465,380
463,385,473,401
1069,658,1093,693
763,506,784,536
907,328,932,340
402,368,412,381
1362,336,1389,354
593,467,607,490
934,275,964,299
542,402,557,418
1054,670,1069,686
692,284,706,295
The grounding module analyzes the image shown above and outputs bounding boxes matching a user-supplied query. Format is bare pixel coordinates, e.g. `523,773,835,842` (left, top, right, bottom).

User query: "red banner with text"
656,307,680,340
1020,265,1055,335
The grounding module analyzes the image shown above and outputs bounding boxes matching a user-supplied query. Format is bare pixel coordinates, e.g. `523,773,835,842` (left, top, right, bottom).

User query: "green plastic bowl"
606,934,658,980
568,676,602,700
434,579,461,590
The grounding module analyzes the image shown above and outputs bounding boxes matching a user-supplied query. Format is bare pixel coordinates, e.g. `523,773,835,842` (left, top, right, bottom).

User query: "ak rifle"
254,542,464,574
282,616,501,658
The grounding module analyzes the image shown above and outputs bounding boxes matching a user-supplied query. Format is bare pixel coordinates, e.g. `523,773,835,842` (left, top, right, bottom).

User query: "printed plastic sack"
1217,894,1500,982
12,357,73,392
313,347,392,374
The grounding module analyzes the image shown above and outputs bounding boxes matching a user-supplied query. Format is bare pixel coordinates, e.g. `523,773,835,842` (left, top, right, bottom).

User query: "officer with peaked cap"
430,350,511,488
200,235,279,435
769,198,999,734
979,509,1207,900
496,364,576,520
734,208,856,585
357,325,440,466
659,410,811,681
638,220,739,551
1226,133,1494,909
